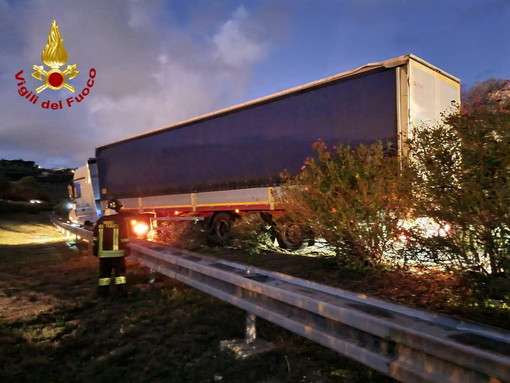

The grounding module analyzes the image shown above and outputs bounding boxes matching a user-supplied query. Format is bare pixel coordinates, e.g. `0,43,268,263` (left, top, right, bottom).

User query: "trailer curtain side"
97,68,398,199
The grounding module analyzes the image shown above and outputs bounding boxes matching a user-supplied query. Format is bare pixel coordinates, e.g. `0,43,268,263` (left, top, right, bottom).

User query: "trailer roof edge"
97,54,459,150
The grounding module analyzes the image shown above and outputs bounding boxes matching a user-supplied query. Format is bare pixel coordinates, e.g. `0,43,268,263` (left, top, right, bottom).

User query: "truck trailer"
69,54,460,247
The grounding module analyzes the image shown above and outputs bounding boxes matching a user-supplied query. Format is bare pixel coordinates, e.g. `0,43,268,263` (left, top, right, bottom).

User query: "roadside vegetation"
405,98,510,298
280,140,410,269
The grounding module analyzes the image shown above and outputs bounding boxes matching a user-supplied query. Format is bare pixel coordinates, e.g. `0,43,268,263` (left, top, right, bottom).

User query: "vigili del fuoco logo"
14,20,96,110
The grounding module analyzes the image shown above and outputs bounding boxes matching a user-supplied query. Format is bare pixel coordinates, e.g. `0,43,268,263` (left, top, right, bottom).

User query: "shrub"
148,219,206,250
281,140,411,269
407,104,510,277
230,213,277,254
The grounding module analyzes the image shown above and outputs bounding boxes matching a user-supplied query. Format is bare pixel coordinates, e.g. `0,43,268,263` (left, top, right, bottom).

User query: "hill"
0,159,73,207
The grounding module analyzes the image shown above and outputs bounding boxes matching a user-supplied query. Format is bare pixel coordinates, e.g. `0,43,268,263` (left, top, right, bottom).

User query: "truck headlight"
131,220,150,237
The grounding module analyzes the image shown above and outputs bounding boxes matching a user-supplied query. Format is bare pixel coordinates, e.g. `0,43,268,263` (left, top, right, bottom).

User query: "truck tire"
207,212,234,246
275,221,308,251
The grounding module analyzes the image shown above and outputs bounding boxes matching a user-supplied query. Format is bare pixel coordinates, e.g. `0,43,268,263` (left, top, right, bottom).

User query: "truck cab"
69,159,152,238
68,159,101,226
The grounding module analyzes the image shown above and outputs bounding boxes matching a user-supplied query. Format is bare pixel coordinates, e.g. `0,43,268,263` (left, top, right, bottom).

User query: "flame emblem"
31,20,80,93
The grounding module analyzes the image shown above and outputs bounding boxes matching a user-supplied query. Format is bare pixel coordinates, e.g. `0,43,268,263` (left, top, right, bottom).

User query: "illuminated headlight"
131,220,150,237
66,202,74,210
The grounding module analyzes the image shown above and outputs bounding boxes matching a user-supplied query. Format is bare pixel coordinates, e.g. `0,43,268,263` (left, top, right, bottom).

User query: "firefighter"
93,198,130,297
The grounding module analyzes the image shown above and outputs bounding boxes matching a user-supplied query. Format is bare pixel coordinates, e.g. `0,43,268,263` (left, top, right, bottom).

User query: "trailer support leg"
220,311,275,359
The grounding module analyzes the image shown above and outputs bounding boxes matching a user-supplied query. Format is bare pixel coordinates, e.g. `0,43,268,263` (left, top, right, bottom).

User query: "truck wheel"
207,212,234,246
275,222,306,250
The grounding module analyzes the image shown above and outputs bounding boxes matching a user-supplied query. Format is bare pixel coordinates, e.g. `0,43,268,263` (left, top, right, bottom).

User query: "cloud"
87,3,276,145
213,6,268,67
0,1,287,169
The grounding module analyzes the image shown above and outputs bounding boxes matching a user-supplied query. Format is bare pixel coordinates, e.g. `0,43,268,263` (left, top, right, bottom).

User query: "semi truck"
69,54,460,248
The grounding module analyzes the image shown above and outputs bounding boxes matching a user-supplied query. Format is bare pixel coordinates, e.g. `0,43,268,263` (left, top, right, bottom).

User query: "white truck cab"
69,159,152,238
68,159,101,226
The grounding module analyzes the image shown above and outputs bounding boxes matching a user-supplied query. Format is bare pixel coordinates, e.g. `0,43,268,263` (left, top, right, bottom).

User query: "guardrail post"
220,311,274,359
245,312,256,344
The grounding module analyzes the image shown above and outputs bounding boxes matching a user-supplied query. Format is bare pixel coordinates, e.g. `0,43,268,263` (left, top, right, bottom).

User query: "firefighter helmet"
107,198,123,212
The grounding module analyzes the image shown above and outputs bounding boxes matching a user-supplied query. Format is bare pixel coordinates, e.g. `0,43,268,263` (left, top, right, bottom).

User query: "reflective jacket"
93,213,129,258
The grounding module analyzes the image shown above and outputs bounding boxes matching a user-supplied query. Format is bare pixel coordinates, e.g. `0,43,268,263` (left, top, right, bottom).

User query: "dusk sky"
1,0,509,169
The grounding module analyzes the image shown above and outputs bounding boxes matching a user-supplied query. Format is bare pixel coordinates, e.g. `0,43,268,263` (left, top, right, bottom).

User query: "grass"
0,213,395,383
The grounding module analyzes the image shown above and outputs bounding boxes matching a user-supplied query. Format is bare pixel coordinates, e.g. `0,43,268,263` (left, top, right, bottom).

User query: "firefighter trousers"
98,257,126,297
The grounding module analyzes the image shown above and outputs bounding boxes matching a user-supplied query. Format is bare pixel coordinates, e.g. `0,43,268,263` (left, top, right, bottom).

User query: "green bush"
281,140,411,269
231,213,277,254
148,219,206,250
407,105,510,277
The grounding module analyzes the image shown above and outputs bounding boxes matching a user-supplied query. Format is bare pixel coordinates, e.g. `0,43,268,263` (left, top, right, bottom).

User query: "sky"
0,0,509,169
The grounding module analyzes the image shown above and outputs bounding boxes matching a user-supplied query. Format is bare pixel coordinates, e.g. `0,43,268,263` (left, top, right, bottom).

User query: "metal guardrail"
51,215,93,243
51,216,510,383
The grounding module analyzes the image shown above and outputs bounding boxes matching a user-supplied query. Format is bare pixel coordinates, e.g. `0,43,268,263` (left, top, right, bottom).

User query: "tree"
407,83,510,276
461,78,509,113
